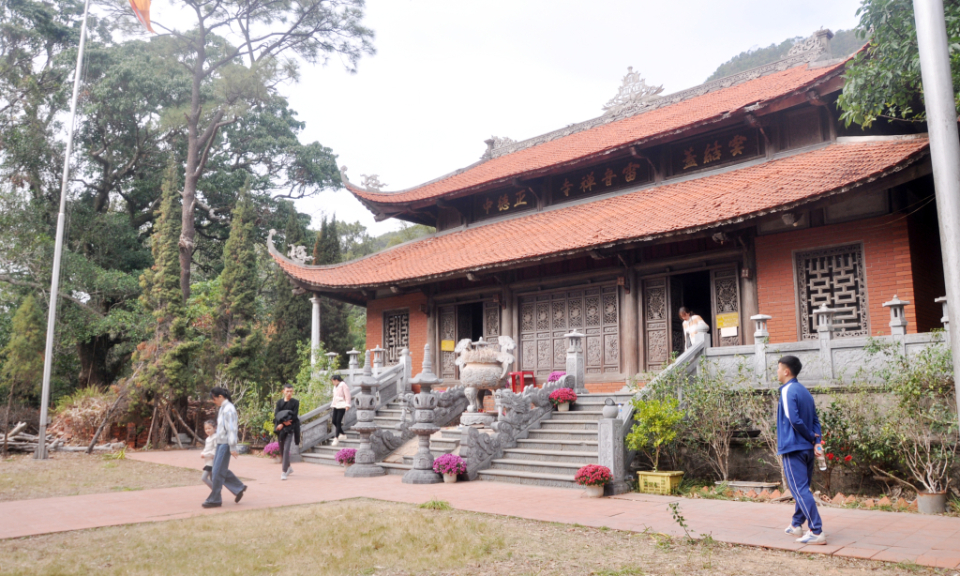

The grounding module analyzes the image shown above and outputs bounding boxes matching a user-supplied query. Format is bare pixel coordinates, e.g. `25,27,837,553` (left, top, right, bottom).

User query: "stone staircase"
380,428,463,475
301,399,407,466
477,392,634,489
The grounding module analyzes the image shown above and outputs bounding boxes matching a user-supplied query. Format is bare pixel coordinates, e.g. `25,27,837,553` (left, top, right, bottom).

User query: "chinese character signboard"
474,187,538,221
552,158,653,204
668,128,763,176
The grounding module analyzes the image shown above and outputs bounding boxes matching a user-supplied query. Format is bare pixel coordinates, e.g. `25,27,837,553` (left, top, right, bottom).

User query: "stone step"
439,429,463,440
539,419,598,431
477,468,578,489
501,448,598,464
381,462,411,476
515,438,598,451
489,458,586,475
373,416,402,426
526,429,598,441
430,439,459,450
311,439,360,454
401,449,454,465
549,410,604,419
301,452,342,467
376,409,404,417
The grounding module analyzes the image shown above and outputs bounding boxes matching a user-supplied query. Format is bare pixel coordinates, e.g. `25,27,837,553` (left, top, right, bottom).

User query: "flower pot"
237,444,251,455
270,455,280,463
443,473,458,484
557,402,570,412
917,491,947,514
583,484,605,498
342,462,354,469
637,471,684,495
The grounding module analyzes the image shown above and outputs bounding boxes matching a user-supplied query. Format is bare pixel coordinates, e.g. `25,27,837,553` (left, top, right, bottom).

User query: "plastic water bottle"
618,403,623,418
816,446,827,471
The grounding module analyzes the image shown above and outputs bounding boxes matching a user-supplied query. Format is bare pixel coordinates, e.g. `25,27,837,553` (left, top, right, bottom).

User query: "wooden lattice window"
382,310,409,365
519,286,619,377
795,243,869,340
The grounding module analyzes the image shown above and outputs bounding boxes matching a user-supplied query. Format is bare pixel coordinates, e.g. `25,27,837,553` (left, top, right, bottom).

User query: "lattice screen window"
519,286,619,377
795,243,869,340
382,310,409,364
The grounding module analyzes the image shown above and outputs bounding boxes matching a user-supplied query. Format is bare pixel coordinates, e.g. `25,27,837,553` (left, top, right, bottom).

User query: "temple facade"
270,30,944,392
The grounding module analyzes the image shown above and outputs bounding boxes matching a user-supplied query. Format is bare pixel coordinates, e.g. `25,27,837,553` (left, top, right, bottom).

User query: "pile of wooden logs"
1,422,63,453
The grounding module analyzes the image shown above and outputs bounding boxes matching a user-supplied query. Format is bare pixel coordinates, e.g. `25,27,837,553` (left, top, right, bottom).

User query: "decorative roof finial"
287,245,313,265
360,174,387,191
481,136,517,160
602,67,664,116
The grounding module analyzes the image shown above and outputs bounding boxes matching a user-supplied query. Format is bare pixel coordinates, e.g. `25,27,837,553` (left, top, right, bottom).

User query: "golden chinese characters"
623,162,640,182
561,178,573,197
498,194,510,211
580,172,596,193
729,134,747,156
703,141,722,164
682,147,698,169
483,198,494,214
601,168,616,187
514,189,528,207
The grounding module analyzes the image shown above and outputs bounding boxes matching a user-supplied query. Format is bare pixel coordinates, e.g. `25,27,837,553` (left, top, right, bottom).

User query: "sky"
271,1,863,234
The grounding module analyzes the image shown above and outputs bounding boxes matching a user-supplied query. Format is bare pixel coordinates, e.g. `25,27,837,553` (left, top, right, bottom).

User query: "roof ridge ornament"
787,29,834,60
602,67,664,116
360,174,387,191
287,245,313,265
481,136,517,160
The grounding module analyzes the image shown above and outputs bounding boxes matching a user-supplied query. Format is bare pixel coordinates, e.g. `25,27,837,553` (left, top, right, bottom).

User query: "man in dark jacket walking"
776,355,826,545
274,383,300,481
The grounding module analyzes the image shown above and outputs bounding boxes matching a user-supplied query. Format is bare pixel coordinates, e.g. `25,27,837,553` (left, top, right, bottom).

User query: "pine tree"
219,184,264,381
312,216,351,364
1,294,45,455
264,208,312,385
133,161,200,447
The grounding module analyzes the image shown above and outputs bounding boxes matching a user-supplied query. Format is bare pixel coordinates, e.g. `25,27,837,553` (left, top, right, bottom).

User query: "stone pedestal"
598,398,629,495
564,331,586,394
403,344,442,484
460,412,496,427
345,351,384,478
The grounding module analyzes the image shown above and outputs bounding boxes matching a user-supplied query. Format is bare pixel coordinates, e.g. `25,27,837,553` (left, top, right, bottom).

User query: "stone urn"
455,337,516,426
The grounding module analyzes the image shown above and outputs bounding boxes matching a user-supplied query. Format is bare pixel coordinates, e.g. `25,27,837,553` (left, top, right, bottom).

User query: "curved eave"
271,138,930,293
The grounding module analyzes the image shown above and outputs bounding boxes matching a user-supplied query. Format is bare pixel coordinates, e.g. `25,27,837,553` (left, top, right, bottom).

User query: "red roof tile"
347,61,846,206
276,138,929,290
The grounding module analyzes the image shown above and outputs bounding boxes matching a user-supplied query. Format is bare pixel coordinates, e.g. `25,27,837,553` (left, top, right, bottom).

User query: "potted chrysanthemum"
549,388,578,412
262,441,281,462
335,448,356,468
575,464,612,498
433,453,467,483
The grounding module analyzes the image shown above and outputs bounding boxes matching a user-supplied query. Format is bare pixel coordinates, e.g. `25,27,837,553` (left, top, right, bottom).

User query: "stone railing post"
598,398,628,495
936,296,950,342
399,347,412,394
347,349,360,383
372,345,385,376
692,323,711,348
564,330,586,394
813,304,839,380
751,314,771,385
345,351,385,478
404,344,442,484
883,295,910,337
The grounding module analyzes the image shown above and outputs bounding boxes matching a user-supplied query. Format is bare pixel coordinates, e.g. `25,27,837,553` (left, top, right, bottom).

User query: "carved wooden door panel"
438,305,457,380
642,277,670,371
710,266,742,347
670,279,685,355
519,287,619,379
483,301,501,346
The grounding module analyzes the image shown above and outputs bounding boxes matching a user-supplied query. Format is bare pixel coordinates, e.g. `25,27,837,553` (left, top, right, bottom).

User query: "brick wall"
755,214,917,344
585,382,625,394
365,292,429,370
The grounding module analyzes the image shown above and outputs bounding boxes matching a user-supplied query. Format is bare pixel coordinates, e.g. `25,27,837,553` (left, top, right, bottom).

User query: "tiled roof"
275,138,929,290
346,61,846,207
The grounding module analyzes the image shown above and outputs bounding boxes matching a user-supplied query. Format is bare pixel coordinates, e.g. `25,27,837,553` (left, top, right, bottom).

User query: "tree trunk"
76,337,111,387
2,382,15,458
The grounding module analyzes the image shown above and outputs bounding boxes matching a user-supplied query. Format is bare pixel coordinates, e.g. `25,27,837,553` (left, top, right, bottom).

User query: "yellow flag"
129,0,154,33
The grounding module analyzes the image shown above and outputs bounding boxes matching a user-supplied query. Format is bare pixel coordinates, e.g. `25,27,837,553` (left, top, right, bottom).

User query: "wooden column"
501,284,516,372
622,269,640,380
426,292,437,369
740,235,760,345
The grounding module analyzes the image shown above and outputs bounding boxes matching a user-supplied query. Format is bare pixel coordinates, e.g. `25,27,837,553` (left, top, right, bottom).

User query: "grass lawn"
0,452,201,501
0,499,941,576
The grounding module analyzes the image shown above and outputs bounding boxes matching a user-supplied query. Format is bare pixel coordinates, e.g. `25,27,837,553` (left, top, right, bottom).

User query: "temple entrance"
641,265,742,371
437,300,500,381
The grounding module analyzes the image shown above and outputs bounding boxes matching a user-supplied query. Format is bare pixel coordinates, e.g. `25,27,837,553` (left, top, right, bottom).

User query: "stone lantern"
882,295,910,336
403,344,443,484
344,351,384,478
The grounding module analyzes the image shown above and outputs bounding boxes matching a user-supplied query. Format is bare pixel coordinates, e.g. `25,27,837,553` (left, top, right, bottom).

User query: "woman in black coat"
274,383,300,480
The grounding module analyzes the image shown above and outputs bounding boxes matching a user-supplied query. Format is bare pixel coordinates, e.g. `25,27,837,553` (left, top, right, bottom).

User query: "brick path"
2,451,959,569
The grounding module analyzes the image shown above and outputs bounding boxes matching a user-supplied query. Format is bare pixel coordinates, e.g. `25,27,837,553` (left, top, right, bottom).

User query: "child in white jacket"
200,420,217,488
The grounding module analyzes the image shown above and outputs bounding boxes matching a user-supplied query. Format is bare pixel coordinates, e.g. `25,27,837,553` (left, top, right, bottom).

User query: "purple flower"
432,453,467,476
335,448,356,465
547,371,566,383
263,441,280,456
548,388,578,406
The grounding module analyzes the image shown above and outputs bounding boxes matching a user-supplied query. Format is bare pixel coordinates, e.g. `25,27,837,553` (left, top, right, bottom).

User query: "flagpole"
34,0,93,459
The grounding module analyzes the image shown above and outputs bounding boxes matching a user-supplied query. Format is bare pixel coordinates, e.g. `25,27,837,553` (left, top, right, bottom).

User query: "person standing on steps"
678,307,709,350
330,374,351,446
274,383,300,481
202,387,247,508
776,355,827,545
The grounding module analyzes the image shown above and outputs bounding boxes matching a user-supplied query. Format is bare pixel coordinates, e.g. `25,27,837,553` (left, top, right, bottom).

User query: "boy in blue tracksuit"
776,355,826,545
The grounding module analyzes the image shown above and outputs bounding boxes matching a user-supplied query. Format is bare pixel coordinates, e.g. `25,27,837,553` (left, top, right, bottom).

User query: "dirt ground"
0,499,948,576
0,452,201,501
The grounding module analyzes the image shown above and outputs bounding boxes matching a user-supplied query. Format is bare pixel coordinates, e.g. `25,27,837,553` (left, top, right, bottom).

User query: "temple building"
270,30,943,393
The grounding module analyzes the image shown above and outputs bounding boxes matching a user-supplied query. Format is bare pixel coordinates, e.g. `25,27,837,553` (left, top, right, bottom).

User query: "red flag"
129,0,154,33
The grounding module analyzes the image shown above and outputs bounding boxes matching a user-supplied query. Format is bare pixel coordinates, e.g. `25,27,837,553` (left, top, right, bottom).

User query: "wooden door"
670,278,685,355
483,301,501,347
642,277,671,371
710,266,742,347
438,305,457,380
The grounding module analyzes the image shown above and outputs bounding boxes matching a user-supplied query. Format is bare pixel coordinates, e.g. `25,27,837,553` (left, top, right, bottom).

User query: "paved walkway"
2,451,959,569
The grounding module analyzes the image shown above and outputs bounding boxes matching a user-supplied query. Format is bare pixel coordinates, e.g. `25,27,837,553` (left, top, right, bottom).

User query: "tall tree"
109,0,375,299
837,0,960,127
312,216,350,362
264,208,312,385
219,184,264,381
1,294,45,455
